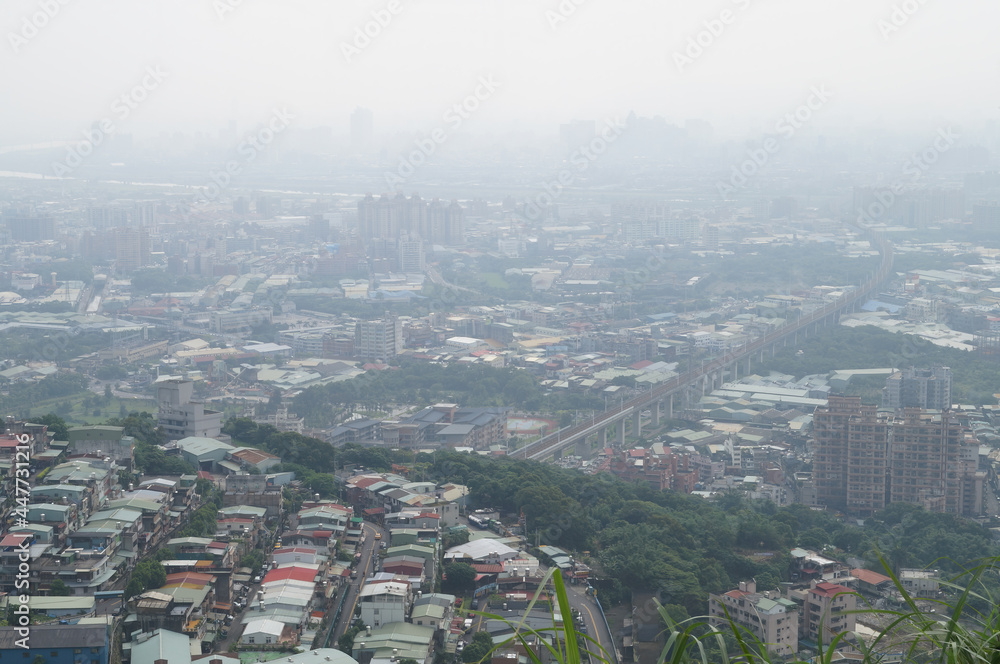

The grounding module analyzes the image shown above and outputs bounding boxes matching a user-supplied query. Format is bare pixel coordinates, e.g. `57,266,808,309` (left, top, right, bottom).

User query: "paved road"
329,522,382,646
566,582,617,663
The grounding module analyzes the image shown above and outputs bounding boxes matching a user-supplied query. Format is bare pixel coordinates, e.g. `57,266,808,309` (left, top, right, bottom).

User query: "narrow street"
328,522,382,646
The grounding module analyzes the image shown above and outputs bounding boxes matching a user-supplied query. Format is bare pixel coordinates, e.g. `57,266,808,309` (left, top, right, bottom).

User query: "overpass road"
514,231,893,462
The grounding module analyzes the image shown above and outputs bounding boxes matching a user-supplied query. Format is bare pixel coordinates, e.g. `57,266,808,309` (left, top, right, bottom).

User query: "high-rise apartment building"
4,213,56,242
113,227,150,273
813,397,983,517
357,194,464,246
397,235,425,273
883,366,952,411
845,403,890,516
888,409,984,515
812,396,861,512
354,317,403,362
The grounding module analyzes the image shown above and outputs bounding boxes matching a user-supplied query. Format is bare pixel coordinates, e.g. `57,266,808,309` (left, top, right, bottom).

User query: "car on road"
375,532,381,540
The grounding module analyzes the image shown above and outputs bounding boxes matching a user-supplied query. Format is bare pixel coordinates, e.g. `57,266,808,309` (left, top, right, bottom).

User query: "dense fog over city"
4,3,1000,664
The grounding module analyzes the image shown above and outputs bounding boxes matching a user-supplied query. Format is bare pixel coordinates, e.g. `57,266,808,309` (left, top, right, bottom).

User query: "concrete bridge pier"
632,411,642,440
598,427,608,446
651,400,661,428
616,421,625,446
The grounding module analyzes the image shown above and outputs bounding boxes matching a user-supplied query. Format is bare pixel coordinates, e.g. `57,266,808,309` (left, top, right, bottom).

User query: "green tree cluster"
420,452,1000,615
442,562,476,596
292,360,603,428
106,412,197,476
126,559,167,599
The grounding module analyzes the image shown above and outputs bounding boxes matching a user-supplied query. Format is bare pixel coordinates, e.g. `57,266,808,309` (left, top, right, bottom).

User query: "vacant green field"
26,391,159,425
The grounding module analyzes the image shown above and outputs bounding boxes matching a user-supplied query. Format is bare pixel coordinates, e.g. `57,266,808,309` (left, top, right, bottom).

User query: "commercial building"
157,379,223,440
354,317,403,362
210,307,272,333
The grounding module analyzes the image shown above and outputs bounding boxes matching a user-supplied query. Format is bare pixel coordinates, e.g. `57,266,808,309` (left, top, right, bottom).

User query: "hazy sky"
2,0,998,145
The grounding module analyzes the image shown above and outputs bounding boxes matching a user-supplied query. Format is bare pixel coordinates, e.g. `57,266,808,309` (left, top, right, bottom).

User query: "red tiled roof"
851,568,892,585
165,571,215,587
417,512,440,519
264,566,316,584
630,360,653,370
811,582,853,598
354,477,383,489
0,534,30,547
472,564,503,574
231,448,278,464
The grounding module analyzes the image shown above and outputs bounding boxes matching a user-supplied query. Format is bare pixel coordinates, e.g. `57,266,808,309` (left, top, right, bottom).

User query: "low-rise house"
900,569,940,597
708,580,798,657
0,623,110,663
851,567,893,596
67,425,135,471
352,622,436,664
358,579,412,628
241,617,298,646
44,457,118,509
228,447,281,474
